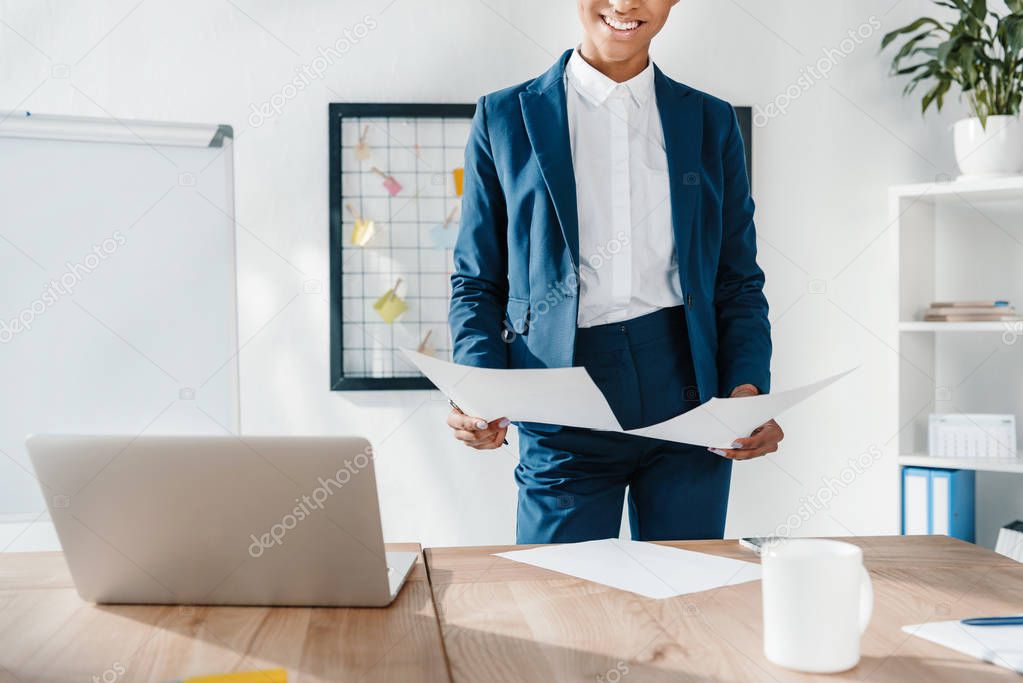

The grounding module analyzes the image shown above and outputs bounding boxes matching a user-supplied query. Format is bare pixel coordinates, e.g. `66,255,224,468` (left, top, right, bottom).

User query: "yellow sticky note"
182,668,286,683
351,218,376,246
373,289,408,324
452,167,464,197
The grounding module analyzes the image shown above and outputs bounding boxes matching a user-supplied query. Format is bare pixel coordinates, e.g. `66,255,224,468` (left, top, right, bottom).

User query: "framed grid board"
330,103,475,390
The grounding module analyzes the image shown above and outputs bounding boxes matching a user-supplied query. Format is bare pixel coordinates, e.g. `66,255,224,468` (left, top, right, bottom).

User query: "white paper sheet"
626,369,855,448
493,538,762,599
402,348,622,431
402,348,852,446
902,618,1023,674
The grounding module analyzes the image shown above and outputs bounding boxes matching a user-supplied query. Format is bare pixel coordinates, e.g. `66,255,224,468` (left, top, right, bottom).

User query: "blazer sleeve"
449,95,510,369
714,106,771,396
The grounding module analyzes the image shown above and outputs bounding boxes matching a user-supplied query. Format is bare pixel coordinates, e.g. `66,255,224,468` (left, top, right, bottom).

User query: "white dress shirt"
565,48,683,328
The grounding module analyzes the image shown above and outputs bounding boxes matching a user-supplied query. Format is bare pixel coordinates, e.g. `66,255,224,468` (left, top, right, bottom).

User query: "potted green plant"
882,0,1023,177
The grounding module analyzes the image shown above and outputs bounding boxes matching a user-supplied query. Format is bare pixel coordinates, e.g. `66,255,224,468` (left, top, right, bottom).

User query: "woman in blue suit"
447,0,783,544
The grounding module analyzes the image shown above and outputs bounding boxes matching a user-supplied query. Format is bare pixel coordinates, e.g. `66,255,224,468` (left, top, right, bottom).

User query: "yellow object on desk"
177,668,286,683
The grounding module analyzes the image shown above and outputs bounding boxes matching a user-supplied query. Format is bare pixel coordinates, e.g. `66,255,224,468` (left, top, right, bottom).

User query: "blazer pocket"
505,297,531,336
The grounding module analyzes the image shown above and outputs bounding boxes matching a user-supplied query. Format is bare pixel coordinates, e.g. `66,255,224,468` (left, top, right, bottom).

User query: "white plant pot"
953,115,1023,178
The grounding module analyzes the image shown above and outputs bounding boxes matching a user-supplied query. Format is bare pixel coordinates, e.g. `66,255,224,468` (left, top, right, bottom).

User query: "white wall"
0,0,967,546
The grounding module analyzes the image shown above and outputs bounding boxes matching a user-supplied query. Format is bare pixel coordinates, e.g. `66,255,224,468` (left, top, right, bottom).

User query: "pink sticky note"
371,167,403,197
382,175,402,196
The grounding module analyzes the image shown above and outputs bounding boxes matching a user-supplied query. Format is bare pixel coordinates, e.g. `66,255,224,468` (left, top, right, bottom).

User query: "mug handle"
859,565,874,634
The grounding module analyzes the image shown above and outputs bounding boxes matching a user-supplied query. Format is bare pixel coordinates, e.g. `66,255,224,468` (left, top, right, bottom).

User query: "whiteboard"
0,112,239,517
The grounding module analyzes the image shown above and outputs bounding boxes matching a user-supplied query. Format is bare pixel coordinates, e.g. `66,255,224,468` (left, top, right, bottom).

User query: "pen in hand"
449,400,510,446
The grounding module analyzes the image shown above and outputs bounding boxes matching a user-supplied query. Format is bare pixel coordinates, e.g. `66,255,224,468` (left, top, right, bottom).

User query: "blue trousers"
515,306,732,544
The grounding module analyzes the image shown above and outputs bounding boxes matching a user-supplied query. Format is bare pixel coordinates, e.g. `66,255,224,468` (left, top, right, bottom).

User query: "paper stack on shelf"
928,414,1017,458
923,300,1021,322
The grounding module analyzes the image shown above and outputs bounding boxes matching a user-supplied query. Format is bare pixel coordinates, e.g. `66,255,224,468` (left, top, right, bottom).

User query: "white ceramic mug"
761,539,873,673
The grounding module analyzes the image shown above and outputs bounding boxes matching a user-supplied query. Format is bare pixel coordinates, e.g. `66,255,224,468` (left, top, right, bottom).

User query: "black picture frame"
330,103,476,391
329,103,753,391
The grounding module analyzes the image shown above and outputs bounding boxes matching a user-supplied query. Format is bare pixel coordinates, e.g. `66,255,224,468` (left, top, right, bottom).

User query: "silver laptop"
26,435,416,607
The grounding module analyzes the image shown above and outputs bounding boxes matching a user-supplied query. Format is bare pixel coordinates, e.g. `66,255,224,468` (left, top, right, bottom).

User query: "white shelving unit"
894,177,1023,549
897,454,1023,475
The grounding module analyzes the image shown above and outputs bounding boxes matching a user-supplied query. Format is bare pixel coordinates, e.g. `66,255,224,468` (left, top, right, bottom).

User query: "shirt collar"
566,47,654,107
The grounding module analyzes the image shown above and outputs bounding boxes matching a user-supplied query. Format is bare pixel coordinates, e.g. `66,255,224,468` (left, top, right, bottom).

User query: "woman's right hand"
447,408,509,450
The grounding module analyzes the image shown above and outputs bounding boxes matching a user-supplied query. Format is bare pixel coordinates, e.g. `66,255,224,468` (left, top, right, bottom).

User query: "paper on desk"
902,618,1023,674
627,369,855,448
494,539,761,600
401,348,622,430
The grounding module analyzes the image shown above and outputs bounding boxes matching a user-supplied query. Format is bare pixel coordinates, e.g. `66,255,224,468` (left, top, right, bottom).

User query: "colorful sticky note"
374,278,408,323
452,167,464,197
372,166,402,196
352,219,375,246
430,224,458,250
346,204,376,246
354,125,371,161
429,205,459,250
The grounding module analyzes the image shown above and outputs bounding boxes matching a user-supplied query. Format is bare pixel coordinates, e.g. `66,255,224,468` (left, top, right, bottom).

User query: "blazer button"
501,328,515,342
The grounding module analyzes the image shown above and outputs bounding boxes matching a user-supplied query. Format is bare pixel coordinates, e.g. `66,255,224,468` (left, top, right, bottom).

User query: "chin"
601,48,644,64
593,34,648,62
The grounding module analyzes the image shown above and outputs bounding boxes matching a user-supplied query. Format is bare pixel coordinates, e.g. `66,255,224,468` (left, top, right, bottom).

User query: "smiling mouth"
601,14,643,32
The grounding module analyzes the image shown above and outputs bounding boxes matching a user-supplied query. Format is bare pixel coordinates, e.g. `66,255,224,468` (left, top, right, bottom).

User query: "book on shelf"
929,300,1010,308
927,306,1015,315
923,300,1020,322
924,314,1021,321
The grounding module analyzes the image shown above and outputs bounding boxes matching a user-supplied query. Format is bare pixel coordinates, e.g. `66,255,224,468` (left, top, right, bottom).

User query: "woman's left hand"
709,384,785,461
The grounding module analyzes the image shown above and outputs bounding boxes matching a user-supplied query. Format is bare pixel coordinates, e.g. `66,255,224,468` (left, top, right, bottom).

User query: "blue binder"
901,467,975,542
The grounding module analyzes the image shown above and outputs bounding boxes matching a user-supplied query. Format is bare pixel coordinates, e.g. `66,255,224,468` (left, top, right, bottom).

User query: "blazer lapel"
655,66,702,295
518,55,702,278
520,50,579,269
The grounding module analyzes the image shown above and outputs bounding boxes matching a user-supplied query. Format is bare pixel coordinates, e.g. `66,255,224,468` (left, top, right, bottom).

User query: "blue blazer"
450,50,771,401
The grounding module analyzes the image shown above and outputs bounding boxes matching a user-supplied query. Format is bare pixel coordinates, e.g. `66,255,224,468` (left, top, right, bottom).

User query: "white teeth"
603,15,639,31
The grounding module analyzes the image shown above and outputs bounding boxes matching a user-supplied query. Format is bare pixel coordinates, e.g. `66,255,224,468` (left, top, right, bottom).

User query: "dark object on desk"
960,616,1023,627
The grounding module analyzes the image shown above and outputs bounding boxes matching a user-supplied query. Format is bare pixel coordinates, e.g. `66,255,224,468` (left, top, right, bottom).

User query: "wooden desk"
426,536,1023,682
5,536,1021,682
0,544,450,683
